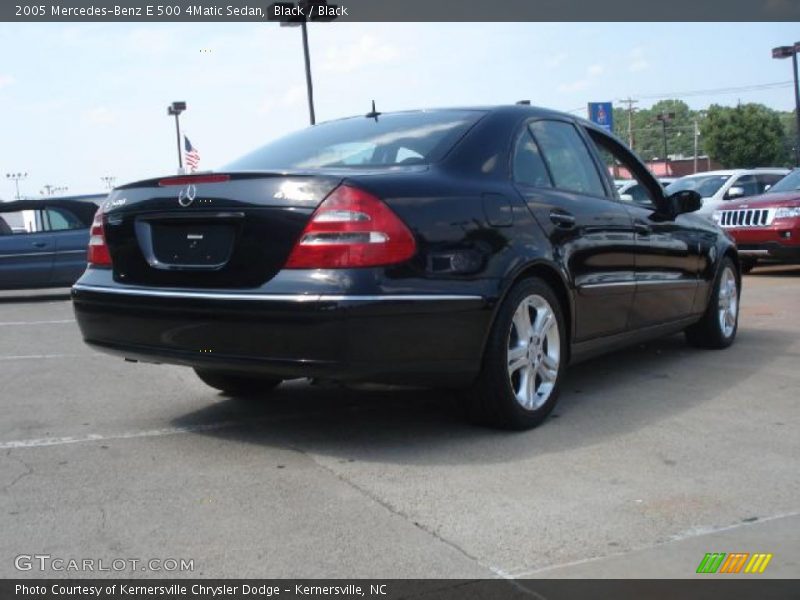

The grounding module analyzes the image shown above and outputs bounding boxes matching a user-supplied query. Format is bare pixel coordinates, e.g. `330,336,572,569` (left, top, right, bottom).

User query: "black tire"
465,277,567,430
685,257,740,349
740,258,757,274
194,368,283,396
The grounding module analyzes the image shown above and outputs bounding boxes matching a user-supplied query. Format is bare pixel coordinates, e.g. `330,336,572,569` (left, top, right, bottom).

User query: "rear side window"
530,121,606,197
46,207,84,231
226,110,484,170
512,130,552,188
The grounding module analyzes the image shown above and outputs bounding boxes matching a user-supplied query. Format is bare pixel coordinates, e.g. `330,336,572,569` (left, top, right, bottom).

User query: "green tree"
613,99,698,161
701,104,788,168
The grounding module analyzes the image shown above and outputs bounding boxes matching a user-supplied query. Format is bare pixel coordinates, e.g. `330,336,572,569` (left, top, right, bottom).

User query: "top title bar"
4,0,800,22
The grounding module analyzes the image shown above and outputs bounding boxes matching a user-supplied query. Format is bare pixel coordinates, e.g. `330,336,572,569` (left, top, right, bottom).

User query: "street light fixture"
5,172,28,200
655,112,675,175
772,42,800,166
271,1,340,126
167,101,187,172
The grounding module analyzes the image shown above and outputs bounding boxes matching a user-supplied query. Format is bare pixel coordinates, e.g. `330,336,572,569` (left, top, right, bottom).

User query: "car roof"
0,195,104,225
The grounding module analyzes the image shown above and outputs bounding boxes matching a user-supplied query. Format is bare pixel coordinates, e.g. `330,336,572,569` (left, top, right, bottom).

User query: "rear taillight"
87,210,111,267
285,185,416,269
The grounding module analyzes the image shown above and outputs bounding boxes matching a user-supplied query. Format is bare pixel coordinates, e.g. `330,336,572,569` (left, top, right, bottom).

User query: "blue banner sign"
588,102,614,132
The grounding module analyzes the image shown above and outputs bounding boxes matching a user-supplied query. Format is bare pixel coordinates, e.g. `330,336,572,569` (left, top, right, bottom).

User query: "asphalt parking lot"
1,267,798,579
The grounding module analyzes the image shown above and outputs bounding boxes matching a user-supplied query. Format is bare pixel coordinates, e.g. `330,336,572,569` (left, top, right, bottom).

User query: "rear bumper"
71,278,491,385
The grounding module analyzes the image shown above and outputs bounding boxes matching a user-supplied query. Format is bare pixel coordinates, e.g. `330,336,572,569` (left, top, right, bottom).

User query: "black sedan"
72,106,740,429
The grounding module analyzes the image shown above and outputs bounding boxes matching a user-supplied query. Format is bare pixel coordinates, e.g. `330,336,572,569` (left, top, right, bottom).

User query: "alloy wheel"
507,294,561,410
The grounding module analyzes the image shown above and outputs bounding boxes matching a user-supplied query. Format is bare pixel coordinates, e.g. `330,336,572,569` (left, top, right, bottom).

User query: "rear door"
46,206,92,285
0,209,55,289
513,119,636,341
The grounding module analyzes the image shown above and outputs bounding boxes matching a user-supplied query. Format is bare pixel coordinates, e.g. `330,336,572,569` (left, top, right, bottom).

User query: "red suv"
715,168,800,272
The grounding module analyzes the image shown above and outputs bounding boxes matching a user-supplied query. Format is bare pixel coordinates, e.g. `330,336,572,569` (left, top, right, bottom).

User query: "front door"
512,119,636,341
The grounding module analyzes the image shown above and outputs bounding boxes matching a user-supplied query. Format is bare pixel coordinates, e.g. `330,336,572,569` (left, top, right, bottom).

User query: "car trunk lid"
102,172,342,288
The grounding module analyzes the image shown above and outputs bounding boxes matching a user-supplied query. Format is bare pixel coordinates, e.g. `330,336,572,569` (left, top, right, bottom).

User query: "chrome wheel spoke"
506,293,561,412
512,303,532,339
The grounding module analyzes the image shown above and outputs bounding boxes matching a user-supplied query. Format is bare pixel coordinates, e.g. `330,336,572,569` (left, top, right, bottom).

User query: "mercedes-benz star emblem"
178,184,197,207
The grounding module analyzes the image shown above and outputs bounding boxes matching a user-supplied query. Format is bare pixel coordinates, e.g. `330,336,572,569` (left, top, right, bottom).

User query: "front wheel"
685,257,739,349
465,278,567,430
740,258,757,274
194,368,283,396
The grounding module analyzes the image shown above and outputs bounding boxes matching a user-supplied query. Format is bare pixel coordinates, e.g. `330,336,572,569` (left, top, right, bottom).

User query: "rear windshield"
666,174,730,198
767,169,800,193
225,110,484,171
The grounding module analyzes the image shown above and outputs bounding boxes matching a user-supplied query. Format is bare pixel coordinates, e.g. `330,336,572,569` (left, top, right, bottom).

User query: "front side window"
529,121,606,197
225,110,484,170
767,169,800,193
0,210,45,235
666,175,729,198
586,130,659,208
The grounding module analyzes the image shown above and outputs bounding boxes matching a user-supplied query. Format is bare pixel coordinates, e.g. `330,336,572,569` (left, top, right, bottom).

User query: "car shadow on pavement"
170,326,795,466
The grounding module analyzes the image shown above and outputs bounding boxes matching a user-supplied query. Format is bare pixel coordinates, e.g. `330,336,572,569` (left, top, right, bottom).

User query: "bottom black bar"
2,579,800,600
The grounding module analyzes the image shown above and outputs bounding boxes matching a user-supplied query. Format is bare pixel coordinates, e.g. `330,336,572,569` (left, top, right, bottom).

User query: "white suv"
665,168,789,218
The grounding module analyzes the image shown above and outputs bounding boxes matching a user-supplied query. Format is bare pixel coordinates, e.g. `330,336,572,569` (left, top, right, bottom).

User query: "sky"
0,21,798,198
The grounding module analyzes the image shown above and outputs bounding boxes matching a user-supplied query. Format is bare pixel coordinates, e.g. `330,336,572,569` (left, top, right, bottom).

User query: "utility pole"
619,97,638,149
41,184,68,197
100,176,117,190
693,119,700,174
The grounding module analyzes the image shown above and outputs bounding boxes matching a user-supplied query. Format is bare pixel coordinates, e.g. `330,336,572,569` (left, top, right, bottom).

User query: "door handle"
549,211,576,228
633,221,652,236
32,241,48,248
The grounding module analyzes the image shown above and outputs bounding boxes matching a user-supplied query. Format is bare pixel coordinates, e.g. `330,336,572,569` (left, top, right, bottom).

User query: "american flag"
184,135,200,172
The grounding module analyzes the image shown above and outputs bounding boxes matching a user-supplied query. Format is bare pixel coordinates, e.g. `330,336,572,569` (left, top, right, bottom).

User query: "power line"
627,80,792,101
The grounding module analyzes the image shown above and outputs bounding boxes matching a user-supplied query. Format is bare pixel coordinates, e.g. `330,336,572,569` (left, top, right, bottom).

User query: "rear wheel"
685,257,739,349
194,368,283,396
465,278,566,430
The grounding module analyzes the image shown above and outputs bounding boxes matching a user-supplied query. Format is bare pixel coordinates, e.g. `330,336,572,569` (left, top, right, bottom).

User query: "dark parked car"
0,196,103,289
72,106,740,429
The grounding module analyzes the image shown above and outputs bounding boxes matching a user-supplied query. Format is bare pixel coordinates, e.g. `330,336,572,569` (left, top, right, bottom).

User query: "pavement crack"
284,444,494,575
3,449,34,491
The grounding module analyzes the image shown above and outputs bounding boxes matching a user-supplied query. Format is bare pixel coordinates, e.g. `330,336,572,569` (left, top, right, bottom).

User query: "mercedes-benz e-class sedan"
72,105,740,429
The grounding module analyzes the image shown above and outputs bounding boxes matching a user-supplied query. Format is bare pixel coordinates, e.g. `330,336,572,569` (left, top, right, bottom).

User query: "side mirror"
619,193,634,202
667,190,702,216
726,185,745,200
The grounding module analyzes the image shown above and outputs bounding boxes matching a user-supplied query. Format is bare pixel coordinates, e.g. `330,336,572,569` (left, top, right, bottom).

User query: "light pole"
5,172,28,200
273,1,340,126
167,101,187,172
101,176,117,190
772,43,800,166
655,112,675,175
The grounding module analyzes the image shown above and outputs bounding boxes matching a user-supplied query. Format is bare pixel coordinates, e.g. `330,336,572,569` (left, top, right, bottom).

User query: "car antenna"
366,100,381,122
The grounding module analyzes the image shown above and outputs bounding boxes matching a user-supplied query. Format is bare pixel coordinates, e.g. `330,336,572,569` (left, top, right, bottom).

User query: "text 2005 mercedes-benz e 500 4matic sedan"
72,105,741,430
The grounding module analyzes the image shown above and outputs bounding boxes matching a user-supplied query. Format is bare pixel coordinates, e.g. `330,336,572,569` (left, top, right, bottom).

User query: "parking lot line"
0,319,75,326
0,353,85,361
0,422,241,450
